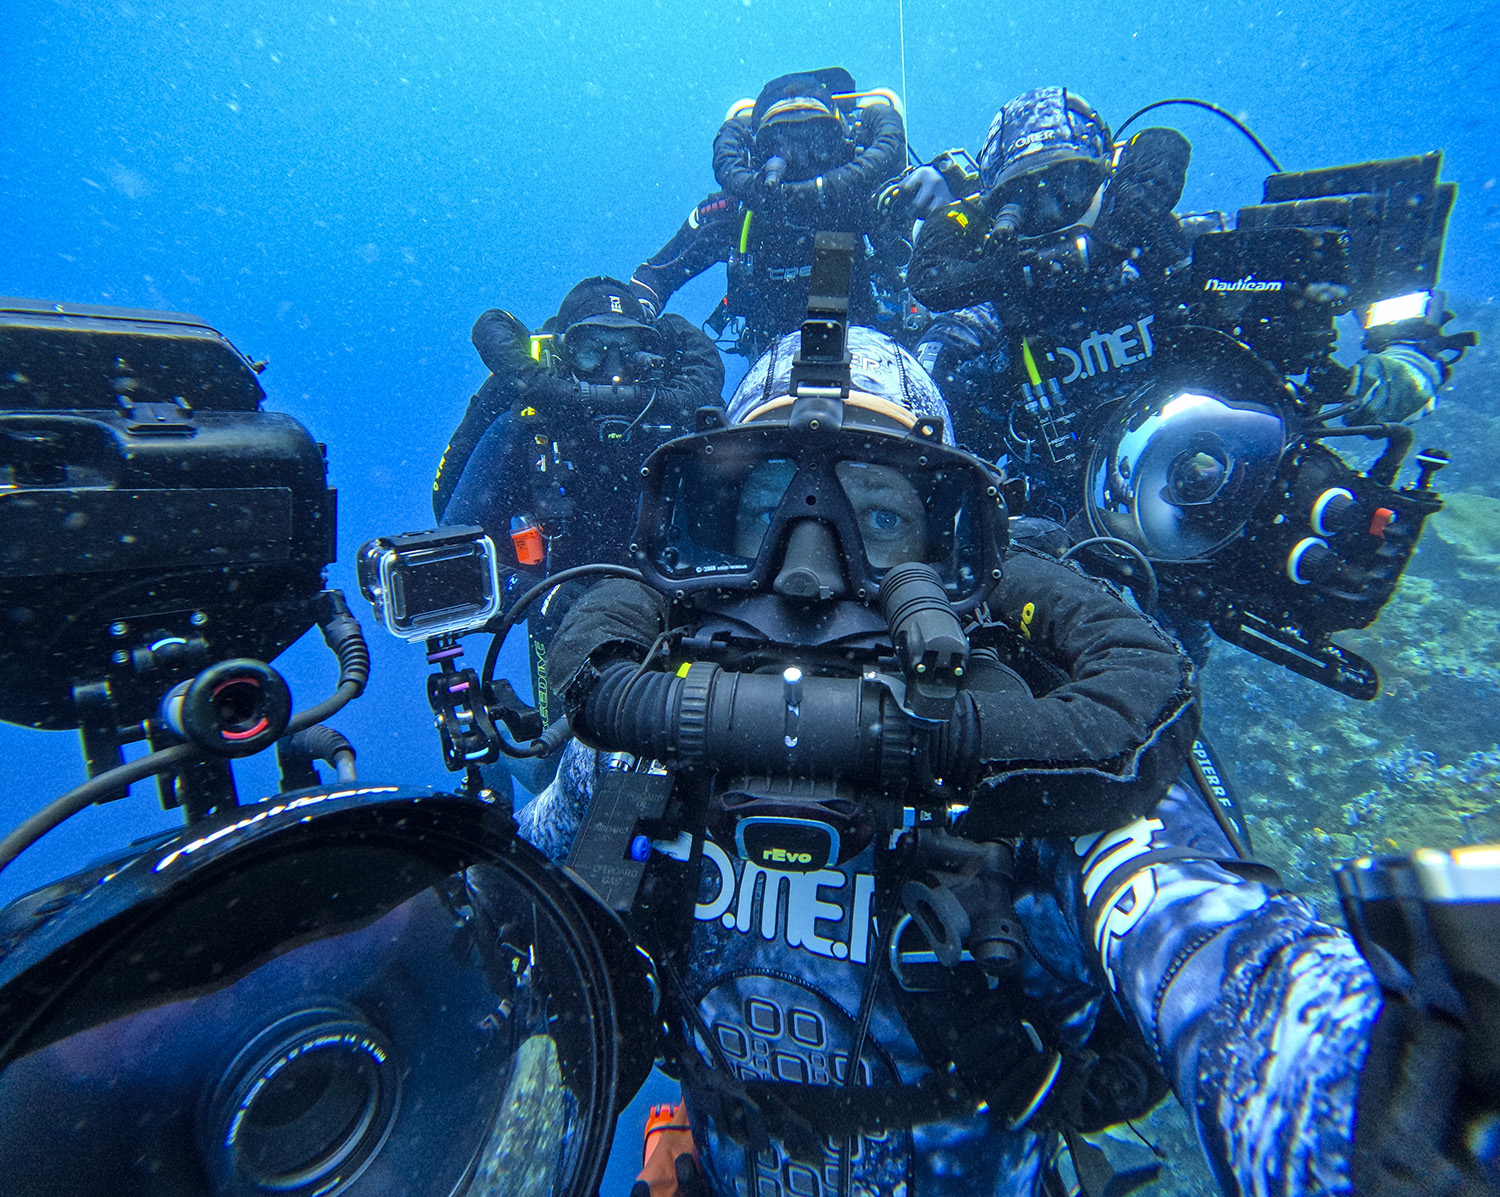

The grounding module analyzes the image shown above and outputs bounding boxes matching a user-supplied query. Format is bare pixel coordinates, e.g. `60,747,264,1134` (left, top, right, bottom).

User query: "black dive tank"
0,786,655,1196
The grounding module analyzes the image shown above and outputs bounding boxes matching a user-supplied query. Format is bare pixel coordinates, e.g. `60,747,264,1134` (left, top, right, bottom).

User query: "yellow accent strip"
1020,601,1036,640
741,390,918,429
834,88,905,120
676,662,692,678
1021,338,1042,388
948,210,969,229
739,210,754,255
760,97,838,124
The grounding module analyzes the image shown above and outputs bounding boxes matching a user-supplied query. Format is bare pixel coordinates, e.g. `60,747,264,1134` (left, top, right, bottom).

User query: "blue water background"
3,0,1499,1187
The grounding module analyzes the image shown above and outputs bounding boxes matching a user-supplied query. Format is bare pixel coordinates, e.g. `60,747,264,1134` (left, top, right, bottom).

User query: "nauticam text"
1203,276,1284,292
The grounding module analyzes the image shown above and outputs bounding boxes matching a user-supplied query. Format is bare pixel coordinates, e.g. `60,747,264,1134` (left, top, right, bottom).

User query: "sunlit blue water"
3,0,1498,1188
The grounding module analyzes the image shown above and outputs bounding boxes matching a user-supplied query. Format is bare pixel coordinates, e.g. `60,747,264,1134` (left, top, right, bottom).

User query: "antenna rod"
898,0,909,163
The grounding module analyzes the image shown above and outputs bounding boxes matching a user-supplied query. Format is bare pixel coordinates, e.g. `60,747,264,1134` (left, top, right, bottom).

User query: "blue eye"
865,509,902,534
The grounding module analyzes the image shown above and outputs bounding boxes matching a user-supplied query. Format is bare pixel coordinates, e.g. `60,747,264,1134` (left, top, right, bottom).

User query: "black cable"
1061,537,1160,615
1113,98,1282,174
0,591,372,877
0,744,197,877
480,563,645,689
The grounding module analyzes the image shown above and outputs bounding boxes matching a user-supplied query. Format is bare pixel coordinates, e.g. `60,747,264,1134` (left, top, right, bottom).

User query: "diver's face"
732,459,927,568
997,159,1106,236
564,324,655,384
734,459,797,558
833,461,926,567
759,119,843,180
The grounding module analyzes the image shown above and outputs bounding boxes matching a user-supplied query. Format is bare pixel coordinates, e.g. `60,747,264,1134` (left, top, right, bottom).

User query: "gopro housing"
357,526,502,642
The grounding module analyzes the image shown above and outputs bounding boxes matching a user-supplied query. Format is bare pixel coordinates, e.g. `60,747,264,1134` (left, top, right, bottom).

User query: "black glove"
628,1152,710,1197
470,308,539,376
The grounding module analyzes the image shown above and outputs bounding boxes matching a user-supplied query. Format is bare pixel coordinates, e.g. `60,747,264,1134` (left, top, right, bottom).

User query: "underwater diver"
906,86,1456,506
514,320,1491,1197
628,69,915,360
0,298,1492,1197
522,324,1208,1195
896,86,1472,670
433,276,722,740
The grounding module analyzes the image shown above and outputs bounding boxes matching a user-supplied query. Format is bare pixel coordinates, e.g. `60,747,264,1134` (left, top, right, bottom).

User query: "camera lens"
1165,447,1230,505
205,1010,399,1197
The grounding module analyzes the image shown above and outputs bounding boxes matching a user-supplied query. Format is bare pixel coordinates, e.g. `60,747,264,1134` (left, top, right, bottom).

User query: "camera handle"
0,591,372,876
1338,849,1500,1196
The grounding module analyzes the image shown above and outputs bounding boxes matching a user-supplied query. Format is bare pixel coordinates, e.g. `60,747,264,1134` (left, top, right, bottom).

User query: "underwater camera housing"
0,301,655,1195
0,299,336,759
1085,326,1447,698
1189,153,1464,375
1080,157,1473,698
356,526,503,643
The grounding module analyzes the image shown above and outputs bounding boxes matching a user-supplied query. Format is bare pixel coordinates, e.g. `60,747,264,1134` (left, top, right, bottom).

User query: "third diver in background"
630,68,917,361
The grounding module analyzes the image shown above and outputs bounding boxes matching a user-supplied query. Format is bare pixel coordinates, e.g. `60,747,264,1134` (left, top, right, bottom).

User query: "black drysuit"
433,307,723,531
630,104,911,359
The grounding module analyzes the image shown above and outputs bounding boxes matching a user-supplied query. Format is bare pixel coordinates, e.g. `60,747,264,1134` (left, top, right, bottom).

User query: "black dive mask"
562,322,662,382
755,118,849,179
992,158,1109,237
632,421,1007,611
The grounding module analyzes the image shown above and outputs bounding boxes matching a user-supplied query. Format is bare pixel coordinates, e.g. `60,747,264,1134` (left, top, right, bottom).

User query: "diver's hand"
752,158,790,209
628,1153,710,1197
922,305,1005,357
470,308,537,376
1347,346,1443,423
897,166,957,219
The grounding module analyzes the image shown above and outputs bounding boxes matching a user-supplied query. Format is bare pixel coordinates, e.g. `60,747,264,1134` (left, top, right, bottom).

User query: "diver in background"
629,69,914,360
434,275,722,739
907,86,1450,508
433,275,722,521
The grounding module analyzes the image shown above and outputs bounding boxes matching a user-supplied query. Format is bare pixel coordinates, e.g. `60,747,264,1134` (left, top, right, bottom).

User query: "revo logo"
760,846,815,865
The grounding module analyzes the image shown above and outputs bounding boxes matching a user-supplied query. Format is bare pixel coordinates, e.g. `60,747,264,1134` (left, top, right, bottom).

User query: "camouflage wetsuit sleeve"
1080,782,1378,1197
629,193,742,319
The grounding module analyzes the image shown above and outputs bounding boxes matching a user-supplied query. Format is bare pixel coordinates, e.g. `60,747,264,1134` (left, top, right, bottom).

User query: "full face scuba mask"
632,421,1007,610
754,112,848,177
992,157,1109,237
563,322,663,379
